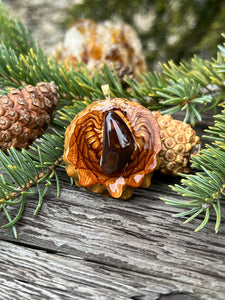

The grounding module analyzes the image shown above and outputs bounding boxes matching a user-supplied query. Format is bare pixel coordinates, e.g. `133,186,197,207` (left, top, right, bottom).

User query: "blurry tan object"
56,19,147,77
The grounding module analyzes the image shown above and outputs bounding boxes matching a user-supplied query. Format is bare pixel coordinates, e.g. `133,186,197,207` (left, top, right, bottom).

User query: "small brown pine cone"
153,111,201,176
0,82,59,152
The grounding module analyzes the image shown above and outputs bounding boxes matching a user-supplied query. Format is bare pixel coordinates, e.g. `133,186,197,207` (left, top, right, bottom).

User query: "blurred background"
4,0,225,70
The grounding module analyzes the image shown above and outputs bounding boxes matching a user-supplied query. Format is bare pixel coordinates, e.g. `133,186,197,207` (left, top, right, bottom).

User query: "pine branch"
0,1,37,55
129,57,225,124
0,100,88,237
161,106,225,233
160,37,225,233
0,41,131,102
0,32,224,127
1,10,225,124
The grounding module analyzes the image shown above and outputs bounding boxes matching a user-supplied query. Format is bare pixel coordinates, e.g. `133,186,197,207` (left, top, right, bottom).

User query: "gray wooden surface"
0,112,225,300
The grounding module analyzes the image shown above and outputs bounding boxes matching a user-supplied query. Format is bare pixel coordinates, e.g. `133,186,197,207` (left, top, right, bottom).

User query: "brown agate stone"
63,98,161,199
100,110,135,175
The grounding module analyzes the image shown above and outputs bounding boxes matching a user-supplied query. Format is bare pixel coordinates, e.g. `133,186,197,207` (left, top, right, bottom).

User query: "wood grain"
0,112,225,300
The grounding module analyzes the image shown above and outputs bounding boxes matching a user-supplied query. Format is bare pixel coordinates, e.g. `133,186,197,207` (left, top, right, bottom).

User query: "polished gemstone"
100,110,135,175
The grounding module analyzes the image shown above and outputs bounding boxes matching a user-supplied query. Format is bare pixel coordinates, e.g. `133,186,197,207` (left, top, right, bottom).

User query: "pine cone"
0,82,59,152
153,111,201,176
56,19,147,79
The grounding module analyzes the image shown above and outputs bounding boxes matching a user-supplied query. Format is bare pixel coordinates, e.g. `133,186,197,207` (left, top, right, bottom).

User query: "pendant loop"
101,84,111,100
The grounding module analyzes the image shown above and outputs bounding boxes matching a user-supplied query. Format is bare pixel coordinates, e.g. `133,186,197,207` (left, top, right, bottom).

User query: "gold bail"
101,84,111,100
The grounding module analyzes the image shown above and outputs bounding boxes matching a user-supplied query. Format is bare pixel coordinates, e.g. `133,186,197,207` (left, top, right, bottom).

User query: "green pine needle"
1,205,17,238
194,208,210,232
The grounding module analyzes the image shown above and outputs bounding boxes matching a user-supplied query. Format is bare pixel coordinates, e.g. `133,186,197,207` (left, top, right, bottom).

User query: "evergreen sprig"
161,106,225,233
132,58,225,124
0,100,87,237
0,2,37,55
160,39,225,233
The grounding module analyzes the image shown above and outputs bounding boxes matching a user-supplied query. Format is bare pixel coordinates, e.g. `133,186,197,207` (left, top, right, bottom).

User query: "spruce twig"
161,105,225,232
0,100,87,237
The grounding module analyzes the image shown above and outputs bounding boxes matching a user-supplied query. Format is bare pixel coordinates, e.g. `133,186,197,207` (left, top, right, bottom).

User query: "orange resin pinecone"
63,97,200,200
0,82,59,152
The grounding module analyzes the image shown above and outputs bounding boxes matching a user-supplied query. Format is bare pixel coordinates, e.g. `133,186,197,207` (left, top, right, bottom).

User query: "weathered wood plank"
0,230,224,300
0,240,187,300
0,170,225,299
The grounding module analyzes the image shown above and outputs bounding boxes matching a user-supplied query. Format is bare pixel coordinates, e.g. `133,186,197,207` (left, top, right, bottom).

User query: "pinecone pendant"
0,82,59,152
63,88,200,200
